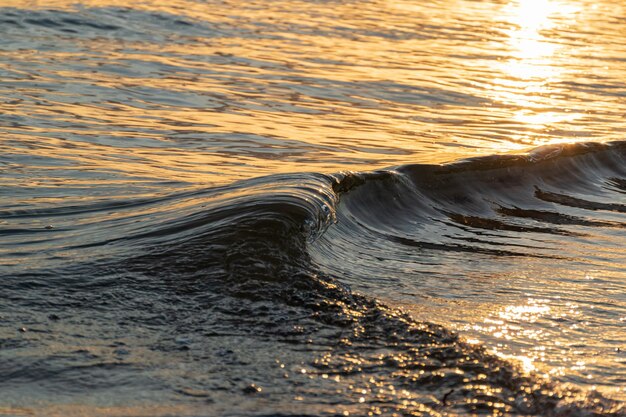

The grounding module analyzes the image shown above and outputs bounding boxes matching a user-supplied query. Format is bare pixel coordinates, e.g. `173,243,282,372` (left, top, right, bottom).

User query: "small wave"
310,141,626,404
2,141,625,414
314,141,626,264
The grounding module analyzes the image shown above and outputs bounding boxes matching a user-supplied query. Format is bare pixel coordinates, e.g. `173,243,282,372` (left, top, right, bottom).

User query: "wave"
2,141,625,415
313,140,626,274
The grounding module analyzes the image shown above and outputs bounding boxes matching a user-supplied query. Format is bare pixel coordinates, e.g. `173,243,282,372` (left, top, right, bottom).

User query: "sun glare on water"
490,0,584,149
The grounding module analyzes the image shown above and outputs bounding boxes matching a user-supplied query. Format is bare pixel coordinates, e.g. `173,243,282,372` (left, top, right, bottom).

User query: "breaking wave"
2,141,625,415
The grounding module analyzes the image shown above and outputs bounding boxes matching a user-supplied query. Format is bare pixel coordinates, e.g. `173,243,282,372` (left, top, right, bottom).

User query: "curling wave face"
312,141,626,400
1,142,625,416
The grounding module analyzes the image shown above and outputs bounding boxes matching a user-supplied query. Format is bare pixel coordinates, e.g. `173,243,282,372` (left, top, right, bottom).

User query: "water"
1,0,625,415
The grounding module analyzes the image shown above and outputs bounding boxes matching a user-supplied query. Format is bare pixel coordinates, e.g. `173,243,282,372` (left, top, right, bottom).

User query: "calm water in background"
1,0,625,415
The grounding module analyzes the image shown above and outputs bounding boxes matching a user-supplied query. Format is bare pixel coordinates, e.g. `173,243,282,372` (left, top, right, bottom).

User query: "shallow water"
1,0,625,415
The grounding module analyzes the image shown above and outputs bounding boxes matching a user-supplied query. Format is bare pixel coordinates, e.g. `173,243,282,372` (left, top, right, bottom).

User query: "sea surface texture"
0,0,625,415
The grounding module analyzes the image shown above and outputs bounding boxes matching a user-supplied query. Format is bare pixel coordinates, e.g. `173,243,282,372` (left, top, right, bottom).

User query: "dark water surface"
1,0,625,415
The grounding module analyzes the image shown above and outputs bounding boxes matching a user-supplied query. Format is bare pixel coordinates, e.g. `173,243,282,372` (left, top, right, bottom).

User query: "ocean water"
0,0,625,415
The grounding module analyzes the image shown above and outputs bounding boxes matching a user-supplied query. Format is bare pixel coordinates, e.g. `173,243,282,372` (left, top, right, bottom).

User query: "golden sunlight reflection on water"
490,0,584,148
2,0,626,191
